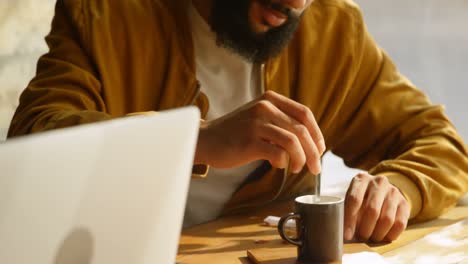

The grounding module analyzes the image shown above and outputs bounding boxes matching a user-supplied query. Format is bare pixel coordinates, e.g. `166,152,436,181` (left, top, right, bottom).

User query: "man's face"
210,0,314,63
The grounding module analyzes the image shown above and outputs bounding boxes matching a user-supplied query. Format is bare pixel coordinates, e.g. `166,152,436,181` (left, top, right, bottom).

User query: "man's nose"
280,0,307,10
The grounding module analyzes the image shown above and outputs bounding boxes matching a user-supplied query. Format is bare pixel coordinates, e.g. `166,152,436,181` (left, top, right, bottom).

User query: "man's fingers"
344,174,411,243
344,174,370,241
262,91,326,155
370,189,399,242
259,123,306,173
254,140,289,169
291,123,321,174
263,103,321,174
356,176,389,241
385,201,410,241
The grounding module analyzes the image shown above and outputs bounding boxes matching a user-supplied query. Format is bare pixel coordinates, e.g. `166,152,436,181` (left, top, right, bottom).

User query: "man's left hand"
344,173,411,242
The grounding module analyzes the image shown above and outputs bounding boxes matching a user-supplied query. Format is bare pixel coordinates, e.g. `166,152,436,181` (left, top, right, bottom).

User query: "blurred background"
323,0,468,187
0,0,467,187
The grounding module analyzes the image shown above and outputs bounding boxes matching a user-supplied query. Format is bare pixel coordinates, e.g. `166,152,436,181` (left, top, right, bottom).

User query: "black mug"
278,195,344,263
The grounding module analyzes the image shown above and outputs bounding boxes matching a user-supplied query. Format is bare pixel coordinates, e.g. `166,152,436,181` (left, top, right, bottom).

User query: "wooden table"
177,201,468,263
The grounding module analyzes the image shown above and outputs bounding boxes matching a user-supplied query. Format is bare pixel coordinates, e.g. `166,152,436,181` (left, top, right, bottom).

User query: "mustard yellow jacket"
8,0,468,221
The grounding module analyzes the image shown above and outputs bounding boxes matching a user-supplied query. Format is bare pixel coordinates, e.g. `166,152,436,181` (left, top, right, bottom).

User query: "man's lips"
261,5,288,28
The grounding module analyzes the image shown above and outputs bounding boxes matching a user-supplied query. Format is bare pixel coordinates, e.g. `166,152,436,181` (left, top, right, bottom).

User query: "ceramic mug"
278,195,344,263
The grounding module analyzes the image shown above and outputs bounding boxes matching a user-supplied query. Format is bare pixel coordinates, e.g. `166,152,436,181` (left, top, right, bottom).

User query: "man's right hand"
194,91,326,174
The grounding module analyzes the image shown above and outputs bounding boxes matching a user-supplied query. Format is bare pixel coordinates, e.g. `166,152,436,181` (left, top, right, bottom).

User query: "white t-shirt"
183,4,263,227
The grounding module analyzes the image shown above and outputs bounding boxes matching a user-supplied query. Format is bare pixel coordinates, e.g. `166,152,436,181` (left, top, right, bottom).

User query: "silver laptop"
0,107,199,264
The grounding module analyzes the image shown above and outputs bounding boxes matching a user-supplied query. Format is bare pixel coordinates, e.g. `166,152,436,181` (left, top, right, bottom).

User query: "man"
8,0,468,242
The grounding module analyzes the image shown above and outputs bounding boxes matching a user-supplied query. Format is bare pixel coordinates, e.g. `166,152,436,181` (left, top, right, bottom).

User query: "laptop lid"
0,107,200,264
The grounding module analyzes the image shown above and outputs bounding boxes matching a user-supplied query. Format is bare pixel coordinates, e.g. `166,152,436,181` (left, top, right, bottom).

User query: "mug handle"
278,212,302,246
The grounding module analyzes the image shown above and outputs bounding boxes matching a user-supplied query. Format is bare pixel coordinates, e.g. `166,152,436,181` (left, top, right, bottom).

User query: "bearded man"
8,0,468,242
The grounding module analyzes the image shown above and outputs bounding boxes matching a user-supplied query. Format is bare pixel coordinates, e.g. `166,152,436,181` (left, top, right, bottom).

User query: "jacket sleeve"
331,8,468,222
7,0,111,138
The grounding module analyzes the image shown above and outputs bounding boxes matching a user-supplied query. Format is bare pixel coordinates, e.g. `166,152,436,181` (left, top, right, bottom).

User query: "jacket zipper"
260,64,266,94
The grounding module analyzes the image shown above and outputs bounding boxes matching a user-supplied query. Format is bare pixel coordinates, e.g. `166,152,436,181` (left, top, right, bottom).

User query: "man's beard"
210,0,301,64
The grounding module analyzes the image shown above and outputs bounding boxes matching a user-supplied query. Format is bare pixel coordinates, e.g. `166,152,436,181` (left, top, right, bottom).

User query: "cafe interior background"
1,0,467,190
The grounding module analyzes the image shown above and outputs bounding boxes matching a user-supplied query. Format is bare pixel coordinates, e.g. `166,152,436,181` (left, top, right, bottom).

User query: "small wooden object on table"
247,240,374,264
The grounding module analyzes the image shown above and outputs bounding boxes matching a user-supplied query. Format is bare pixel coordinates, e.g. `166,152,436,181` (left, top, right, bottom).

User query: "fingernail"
344,227,353,241
319,139,326,154
315,161,321,174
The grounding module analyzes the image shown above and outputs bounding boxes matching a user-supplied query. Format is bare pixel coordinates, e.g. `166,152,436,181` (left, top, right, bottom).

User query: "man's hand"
344,173,411,242
195,91,325,174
